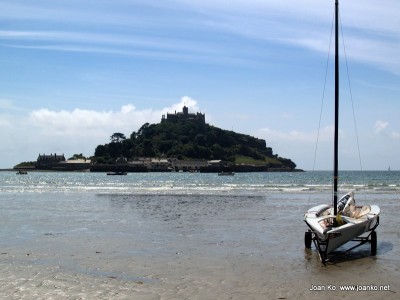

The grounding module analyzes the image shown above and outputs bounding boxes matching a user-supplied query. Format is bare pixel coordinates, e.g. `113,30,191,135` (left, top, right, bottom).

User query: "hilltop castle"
161,106,205,124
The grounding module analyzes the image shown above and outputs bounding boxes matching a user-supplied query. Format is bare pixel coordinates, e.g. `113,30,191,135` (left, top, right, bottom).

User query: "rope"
312,20,334,172
339,18,363,172
339,15,368,203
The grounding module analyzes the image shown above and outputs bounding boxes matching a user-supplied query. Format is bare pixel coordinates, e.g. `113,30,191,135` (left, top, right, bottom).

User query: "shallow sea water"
0,171,399,299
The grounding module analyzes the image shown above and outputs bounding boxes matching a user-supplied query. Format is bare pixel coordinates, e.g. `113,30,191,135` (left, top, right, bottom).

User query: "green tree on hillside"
110,132,126,143
92,119,296,169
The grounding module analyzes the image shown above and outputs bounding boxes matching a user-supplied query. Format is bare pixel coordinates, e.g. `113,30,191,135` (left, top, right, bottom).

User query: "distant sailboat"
388,166,391,171
303,0,380,263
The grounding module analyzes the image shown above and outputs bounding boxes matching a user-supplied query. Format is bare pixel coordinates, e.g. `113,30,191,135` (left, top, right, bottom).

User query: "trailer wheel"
371,231,377,256
305,231,312,249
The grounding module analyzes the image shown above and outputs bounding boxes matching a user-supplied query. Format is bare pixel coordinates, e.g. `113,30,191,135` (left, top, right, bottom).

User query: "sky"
0,0,399,170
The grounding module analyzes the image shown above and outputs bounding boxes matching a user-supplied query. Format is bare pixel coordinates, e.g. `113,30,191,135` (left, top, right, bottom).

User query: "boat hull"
304,203,380,261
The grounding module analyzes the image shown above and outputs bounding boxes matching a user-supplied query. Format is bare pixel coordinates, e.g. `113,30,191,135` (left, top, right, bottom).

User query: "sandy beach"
0,172,399,299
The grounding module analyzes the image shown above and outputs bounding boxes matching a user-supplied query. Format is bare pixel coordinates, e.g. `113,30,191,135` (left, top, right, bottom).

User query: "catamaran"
303,0,380,263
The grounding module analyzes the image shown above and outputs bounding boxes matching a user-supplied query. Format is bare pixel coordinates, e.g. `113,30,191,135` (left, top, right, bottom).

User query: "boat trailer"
304,217,379,264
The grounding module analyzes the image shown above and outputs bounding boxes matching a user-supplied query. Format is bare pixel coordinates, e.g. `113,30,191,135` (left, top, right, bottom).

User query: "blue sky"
0,0,399,170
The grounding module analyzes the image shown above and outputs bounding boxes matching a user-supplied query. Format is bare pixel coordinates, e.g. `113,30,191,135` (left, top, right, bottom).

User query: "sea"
1,170,399,195
0,170,399,299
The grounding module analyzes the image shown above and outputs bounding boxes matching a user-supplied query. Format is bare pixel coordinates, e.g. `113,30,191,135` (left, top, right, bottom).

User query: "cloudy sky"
0,0,399,170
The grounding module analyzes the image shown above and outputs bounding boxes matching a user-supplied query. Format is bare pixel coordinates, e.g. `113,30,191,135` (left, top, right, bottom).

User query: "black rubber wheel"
371,231,377,256
305,231,312,249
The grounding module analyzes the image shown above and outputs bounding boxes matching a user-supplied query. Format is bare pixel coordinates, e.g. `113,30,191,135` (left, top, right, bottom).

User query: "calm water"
0,171,399,299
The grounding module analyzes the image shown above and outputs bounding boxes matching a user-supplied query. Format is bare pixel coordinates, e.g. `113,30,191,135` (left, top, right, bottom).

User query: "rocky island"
14,106,302,172
90,106,300,172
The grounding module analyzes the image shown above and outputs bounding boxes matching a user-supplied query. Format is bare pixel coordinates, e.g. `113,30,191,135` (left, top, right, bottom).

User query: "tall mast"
333,0,339,215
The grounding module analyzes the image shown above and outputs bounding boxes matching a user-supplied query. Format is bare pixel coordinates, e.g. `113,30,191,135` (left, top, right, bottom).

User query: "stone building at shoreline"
36,153,66,168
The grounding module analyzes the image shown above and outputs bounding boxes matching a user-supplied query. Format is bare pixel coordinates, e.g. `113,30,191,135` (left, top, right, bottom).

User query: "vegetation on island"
92,120,297,170
68,153,88,160
14,154,87,168
14,161,36,168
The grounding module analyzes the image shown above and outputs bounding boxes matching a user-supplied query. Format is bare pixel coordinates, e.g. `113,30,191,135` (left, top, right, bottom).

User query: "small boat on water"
218,171,235,176
303,0,380,263
16,170,28,175
107,171,127,175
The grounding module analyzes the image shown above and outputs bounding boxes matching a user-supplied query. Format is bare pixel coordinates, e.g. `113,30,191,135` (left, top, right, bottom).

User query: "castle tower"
162,105,205,124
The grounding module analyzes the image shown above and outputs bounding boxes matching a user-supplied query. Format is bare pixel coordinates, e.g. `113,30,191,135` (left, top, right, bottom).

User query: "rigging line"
340,15,368,203
308,11,335,208
339,16,364,173
312,11,335,173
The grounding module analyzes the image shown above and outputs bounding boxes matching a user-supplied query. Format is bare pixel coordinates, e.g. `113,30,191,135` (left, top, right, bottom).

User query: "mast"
333,0,339,215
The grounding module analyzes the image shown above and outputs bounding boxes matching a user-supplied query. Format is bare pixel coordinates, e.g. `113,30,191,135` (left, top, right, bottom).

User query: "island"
14,106,302,173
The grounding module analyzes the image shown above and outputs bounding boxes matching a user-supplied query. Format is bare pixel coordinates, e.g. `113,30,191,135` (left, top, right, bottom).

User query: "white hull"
304,202,380,260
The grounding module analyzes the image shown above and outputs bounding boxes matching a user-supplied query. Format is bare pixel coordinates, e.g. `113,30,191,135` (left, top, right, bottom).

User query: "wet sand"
0,192,398,299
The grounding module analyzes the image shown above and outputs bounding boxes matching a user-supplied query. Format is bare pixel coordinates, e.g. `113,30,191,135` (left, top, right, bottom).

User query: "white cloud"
121,104,135,114
255,127,319,170
255,126,372,170
0,96,200,168
259,126,333,143
175,0,400,72
1,1,398,73
27,96,199,137
374,120,389,134
0,118,12,129
164,96,199,115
